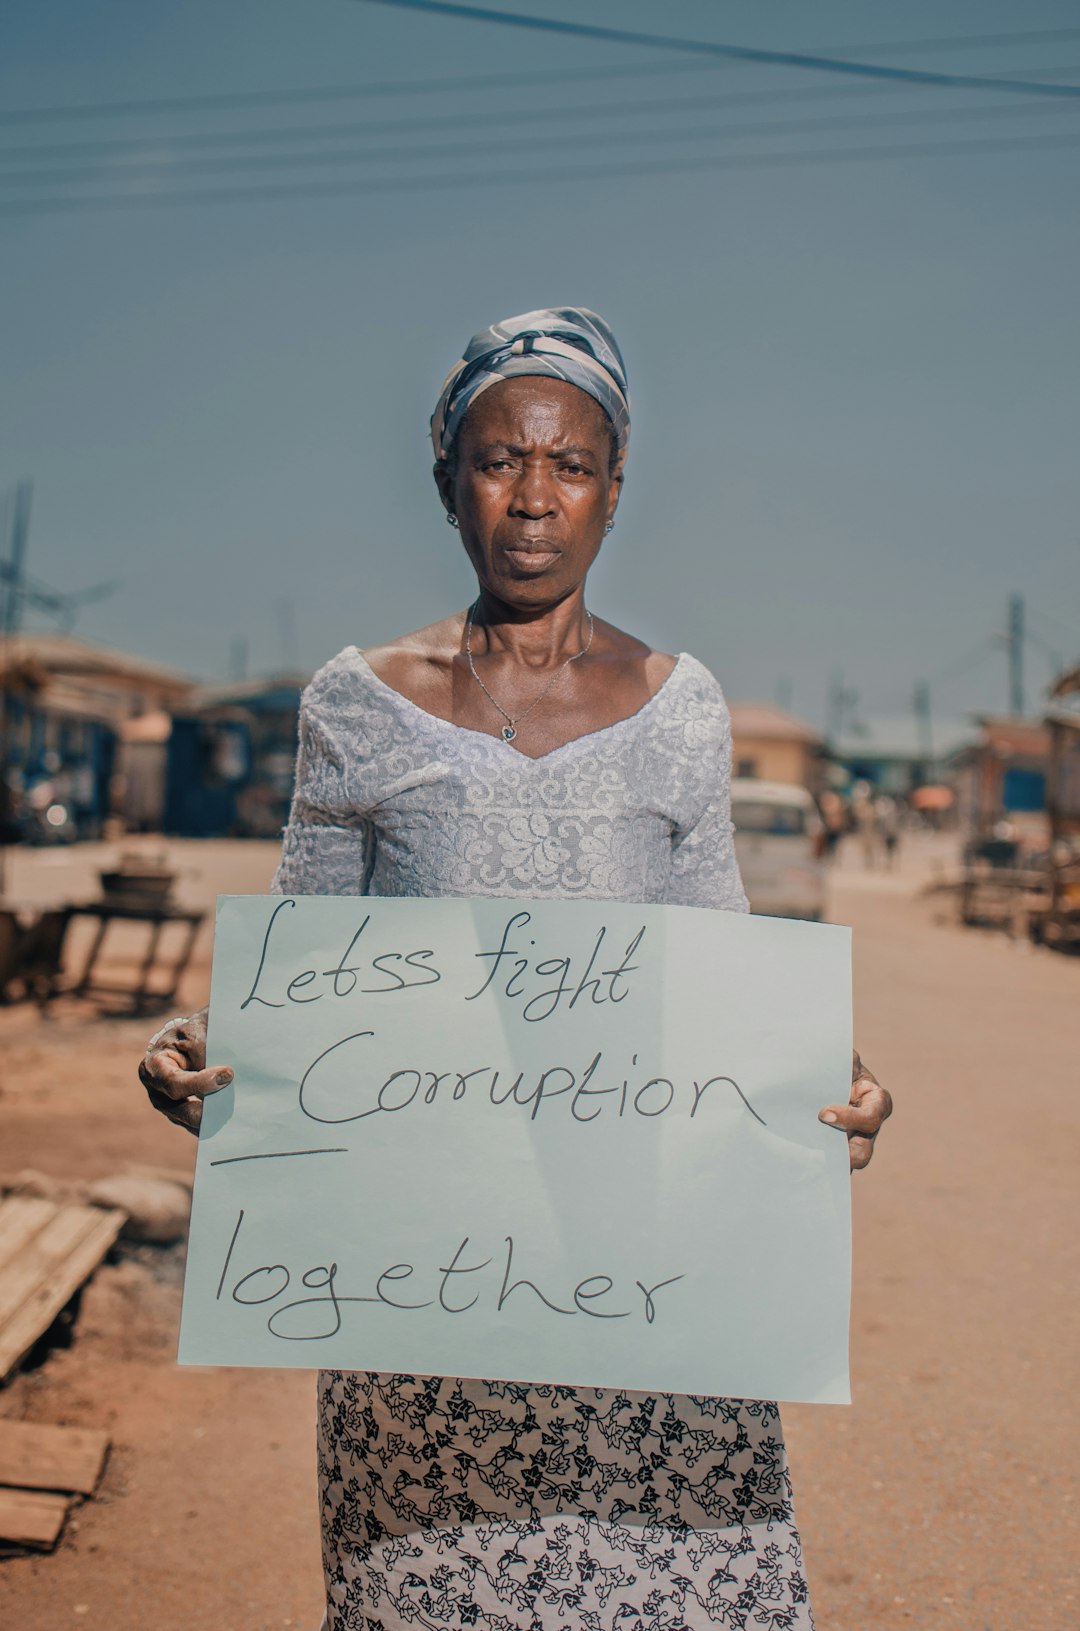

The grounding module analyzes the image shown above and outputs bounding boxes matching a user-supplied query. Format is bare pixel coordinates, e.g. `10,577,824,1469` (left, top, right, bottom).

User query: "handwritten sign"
179,895,852,1404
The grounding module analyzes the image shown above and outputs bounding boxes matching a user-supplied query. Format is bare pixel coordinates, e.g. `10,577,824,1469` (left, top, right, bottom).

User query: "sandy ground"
0,833,1076,1631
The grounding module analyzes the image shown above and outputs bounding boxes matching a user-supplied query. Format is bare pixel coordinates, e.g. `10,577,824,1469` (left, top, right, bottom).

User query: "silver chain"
465,601,595,744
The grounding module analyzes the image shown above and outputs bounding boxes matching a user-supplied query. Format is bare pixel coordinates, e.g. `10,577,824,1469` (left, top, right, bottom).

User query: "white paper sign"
179,895,852,1404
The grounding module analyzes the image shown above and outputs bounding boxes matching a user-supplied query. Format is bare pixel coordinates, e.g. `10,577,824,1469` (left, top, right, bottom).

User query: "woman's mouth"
503,545,560,573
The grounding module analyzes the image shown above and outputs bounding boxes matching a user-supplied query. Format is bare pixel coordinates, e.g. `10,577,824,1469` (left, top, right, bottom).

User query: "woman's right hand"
139,1006,233,1135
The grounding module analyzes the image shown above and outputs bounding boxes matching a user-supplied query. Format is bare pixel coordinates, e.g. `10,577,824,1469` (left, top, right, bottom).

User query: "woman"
142,307,892,1631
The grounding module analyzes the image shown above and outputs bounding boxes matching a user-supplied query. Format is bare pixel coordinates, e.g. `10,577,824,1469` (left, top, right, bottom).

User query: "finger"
140,1049,232,1103
821,1075,893,1133
818,1095,886,1137
852,1048,878,1087
852,1073,893,1118
848,1134,876,1172
144,1082,203,1134
146,1011,209,1071
146,1016,189,1052
139,1052,228,1102
851,1076,893,1131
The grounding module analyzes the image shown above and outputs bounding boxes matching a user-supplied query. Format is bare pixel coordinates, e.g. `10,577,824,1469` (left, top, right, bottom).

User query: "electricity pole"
913,680,933,773
0,481,33,890
826,669,859,742
827,669,844,740
277,598,298,674
1007,593,1024,716
229,636,248,683
0,480,32,639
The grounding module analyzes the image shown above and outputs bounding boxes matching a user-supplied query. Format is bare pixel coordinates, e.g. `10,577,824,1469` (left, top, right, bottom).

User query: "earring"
446,512,459,529
604,520,615,535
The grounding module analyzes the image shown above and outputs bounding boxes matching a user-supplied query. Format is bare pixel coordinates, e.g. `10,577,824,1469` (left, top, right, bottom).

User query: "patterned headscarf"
431,306,630,467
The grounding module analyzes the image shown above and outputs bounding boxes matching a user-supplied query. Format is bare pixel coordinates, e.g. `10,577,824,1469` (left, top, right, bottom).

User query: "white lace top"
272,647,749,913
270,647,819,1631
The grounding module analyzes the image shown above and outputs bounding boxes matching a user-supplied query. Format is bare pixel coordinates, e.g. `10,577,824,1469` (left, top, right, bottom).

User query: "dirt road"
0,837,1076,1631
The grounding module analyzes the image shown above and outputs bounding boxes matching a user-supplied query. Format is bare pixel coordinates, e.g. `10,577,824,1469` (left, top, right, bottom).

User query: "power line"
0,59,707,129
1027,604,1080,650
4,97,1075,190
927,637,1000,689
4,127,1078,218
1024,625,1066,680
5,64,1076,168
3,25,1080,127
356,1,1080,99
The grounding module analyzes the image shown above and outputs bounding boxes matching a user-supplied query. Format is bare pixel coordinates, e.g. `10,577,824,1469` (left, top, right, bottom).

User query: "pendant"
501,724,517,743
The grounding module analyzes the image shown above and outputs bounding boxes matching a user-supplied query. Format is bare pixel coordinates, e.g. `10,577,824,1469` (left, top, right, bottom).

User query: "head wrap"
431,306,630,467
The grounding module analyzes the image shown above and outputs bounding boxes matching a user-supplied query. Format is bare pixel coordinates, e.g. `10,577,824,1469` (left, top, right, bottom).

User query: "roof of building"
0,632,194,694
1050,660,1080,701
728,702,822,745
973,716,1050,756
830,713,977,762
730,777,818,806
193,674,308,711
1046,698,1080,734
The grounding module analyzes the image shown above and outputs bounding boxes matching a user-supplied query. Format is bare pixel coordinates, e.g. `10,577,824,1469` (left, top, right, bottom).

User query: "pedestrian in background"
852,782,878,868
876,794,902,871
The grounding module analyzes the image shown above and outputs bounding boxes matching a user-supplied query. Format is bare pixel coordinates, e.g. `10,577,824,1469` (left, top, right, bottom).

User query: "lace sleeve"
271,695,375,898
665,700,749,914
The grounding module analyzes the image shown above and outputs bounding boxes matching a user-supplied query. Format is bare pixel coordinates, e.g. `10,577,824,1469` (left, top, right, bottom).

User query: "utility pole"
0,481,33,889
913,681,933,778
826,669,859,741
0,480,32,639
276,597,298,675
0,479,116,892
1007,593,1025,716
827,669,844,741
229,636,248,683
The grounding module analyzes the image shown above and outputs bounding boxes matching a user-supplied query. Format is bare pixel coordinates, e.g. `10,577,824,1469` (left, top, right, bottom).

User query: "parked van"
731,779,827,921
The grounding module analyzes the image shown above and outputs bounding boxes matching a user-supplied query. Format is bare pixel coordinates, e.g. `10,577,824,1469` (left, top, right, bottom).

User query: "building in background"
162,675,305,838
0,633,194,840
951,716,1051,845
1042,660,1080,945
728,703,823,792
1047,661,1080,845
117,708,174,830
829,713,976,798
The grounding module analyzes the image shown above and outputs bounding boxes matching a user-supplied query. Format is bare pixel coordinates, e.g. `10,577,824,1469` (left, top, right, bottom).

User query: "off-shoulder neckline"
342,646,696,763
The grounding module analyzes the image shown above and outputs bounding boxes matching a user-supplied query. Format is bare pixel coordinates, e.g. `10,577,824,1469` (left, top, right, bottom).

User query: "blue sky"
3,0,1079,728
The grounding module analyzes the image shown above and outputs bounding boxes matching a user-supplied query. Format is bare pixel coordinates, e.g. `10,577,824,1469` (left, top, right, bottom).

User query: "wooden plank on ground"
0,1420,108,1494
0,1199,126,1382
0,1486,70,1549
0,1205,105,1330
0,1199,58,1275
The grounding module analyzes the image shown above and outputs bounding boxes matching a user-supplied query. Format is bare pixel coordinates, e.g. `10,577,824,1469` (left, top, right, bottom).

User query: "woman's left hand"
819,1050,893,1171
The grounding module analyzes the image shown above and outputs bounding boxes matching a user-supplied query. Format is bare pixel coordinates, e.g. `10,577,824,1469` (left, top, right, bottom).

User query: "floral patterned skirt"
317,1372,814,1631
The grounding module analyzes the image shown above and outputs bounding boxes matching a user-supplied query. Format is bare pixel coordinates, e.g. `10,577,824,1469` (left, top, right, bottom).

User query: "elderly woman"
142,308,891,1631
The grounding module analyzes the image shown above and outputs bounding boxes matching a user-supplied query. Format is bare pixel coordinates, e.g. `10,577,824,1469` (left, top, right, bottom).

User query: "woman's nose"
510,463,556,516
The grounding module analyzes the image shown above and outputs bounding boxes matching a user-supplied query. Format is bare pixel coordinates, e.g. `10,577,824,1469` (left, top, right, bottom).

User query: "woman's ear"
433,460,455,516
606,467,624,529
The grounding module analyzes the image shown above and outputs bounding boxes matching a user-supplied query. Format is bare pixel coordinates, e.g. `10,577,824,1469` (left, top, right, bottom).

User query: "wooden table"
64,898,206,1012
0,903,72,1005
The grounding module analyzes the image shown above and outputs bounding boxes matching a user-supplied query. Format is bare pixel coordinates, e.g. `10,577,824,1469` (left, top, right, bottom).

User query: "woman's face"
436,375,622,610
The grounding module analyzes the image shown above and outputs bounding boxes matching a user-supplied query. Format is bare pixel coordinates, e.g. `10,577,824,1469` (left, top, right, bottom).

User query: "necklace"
465,601,595,744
